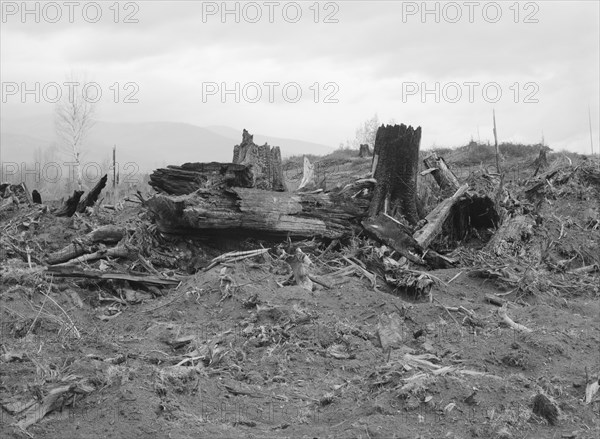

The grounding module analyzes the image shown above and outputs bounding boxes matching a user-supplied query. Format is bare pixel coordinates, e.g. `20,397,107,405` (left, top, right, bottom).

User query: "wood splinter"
498,305,532,333
284,247,314,291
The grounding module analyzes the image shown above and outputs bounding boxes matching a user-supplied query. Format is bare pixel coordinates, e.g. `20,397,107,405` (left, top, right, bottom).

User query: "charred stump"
77,174,107,213
369,124,421,225
359,144,372,158
54,190,84,217
532,147,549,177
32,190,42,204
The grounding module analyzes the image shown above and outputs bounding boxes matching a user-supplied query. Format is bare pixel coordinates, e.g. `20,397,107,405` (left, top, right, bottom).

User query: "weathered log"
413,184,468,249
423,152,461,195
146,187,370,239
46,225,125,265
54,190,84,217
149,162,255,195
77,174,107,212
233,129,286,191
369,124,421,224
485,214,534,256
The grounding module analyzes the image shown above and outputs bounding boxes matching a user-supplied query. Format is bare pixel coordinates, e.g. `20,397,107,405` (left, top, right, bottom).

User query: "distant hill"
0,116,334,172
204,125,333,157
1,132,51,164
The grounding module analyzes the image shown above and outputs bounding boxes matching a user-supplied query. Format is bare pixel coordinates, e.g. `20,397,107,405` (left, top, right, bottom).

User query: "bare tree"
55,73,96,190
339,114,380,150
355,113,379,149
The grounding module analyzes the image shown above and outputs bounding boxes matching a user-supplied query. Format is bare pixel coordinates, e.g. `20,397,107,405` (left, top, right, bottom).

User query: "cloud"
1,1,598,152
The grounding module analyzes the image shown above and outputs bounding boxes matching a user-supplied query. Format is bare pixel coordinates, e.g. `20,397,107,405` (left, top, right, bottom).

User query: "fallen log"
422,152,461,195
485,214,534,256
77,174,107,212
146,187,370,239
46,225,125,265
362,215,455,268
149,162,255,195
46,266,181,286
413,184,468,249
54,190,84,217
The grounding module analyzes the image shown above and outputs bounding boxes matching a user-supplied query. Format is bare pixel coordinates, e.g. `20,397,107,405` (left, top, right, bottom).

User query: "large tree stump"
369,124,421,225
423,152,460,195
32,190,42,204
77,174,107,213
233,129,286,191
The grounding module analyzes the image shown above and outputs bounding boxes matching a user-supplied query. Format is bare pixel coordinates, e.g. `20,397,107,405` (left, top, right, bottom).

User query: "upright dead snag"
532,147,549,177
369,124,421,225
297,156,316,191
77,174,107,213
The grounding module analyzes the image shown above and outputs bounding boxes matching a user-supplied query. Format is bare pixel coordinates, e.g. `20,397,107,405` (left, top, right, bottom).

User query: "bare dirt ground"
1,154,599,439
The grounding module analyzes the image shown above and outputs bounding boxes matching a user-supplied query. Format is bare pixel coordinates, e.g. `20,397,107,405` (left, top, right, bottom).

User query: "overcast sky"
1,0,599,153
